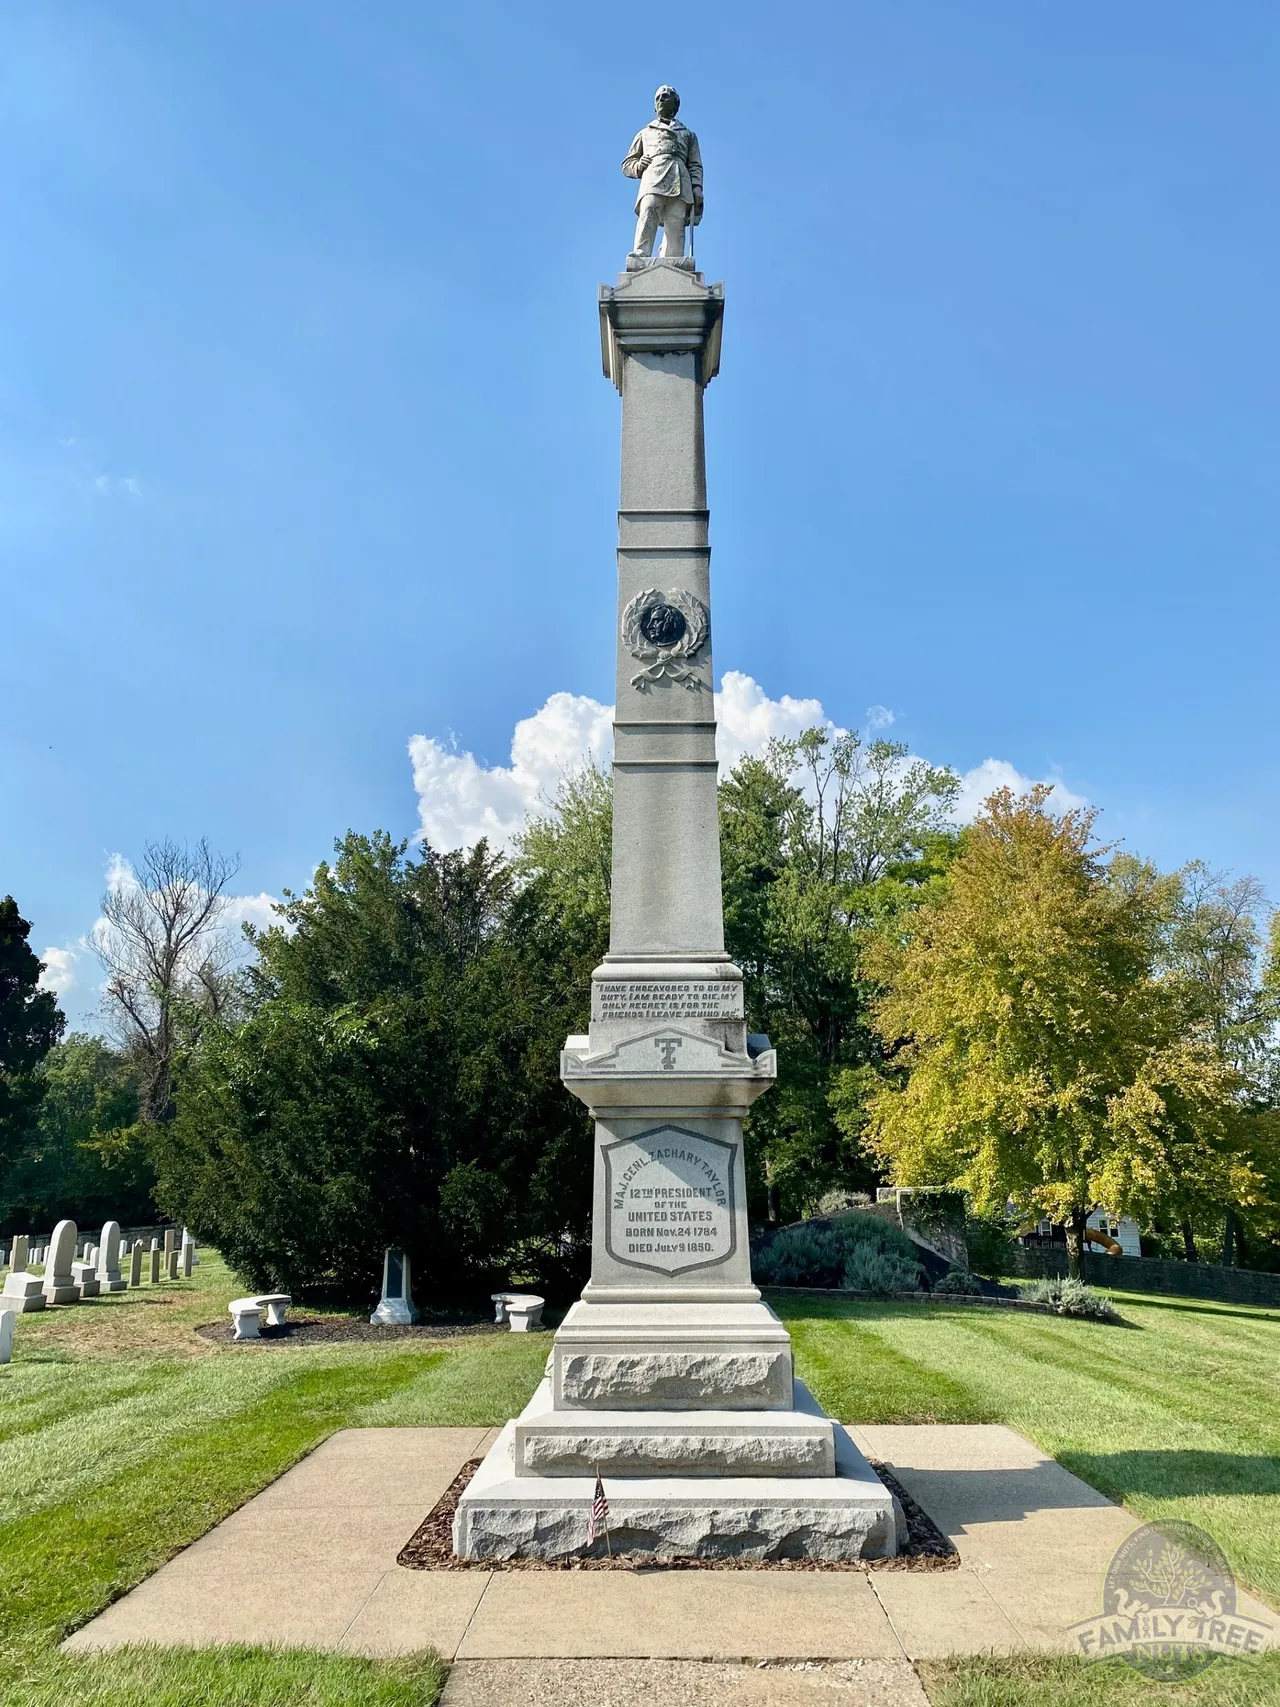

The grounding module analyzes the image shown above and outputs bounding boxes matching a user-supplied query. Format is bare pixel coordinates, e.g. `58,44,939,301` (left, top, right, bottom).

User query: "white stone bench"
228,1293,291,1340
502,1293,545,1332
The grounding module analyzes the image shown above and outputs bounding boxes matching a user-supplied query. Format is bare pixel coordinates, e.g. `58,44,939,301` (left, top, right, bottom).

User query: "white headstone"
129,1241,143,1287
97,1221,126,1292
149,1239,161,1284
42,1220,79,1304
0,1309,14,1363
370,1248,420,1326
12,1234,28,1272
181,1236,193,1278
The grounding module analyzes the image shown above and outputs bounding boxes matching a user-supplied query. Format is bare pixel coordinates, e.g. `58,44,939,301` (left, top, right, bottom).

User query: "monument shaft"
610,333,721,961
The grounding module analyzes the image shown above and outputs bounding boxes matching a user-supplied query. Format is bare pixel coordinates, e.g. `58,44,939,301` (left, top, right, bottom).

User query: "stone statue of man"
622,86,703,261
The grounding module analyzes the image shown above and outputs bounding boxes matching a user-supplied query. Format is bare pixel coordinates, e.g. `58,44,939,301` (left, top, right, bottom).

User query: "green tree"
0,897,64,1192
862,789,1260,1278
721,729,959,1222
155,832,592,1303
514,761,612,978
0,1035,151,1232
1157,862,1275,1262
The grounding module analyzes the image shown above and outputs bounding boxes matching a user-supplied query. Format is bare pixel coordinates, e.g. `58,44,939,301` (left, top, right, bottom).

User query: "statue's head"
654,85,680,120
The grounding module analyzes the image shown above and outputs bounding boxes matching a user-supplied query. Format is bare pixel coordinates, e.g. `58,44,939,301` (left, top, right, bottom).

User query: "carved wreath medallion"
621,587,710,691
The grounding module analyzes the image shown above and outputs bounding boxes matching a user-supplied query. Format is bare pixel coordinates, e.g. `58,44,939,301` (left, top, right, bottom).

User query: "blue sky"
3,2,1277,1026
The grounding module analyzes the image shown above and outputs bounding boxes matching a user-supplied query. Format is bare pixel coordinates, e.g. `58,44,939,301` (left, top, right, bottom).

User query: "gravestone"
72,1260,101,1298
10,1235,28,1274
97,1222,127,1293
42,1220,80,1305
453,94,900,1561
1,1270,44,1312
180,1233,194,1278
129,1241,144,1288
370,1248,420,1326
0,1309,13,1363
148,1239,161,1284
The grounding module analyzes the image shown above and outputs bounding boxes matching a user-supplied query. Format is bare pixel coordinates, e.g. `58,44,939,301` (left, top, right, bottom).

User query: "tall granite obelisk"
453,89,901,1560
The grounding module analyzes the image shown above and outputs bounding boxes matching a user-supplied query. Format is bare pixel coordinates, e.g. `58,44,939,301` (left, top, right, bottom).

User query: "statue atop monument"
622,85,703,261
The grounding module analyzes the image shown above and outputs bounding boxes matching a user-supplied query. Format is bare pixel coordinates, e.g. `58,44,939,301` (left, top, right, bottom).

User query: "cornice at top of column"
599,262,725,392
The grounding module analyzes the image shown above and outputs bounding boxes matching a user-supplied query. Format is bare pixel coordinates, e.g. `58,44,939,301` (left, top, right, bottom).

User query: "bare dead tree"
94,838,241,1122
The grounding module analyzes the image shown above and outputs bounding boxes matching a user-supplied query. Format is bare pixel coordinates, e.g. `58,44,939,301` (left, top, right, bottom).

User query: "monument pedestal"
455,1390,903,1561
453,254,900,1561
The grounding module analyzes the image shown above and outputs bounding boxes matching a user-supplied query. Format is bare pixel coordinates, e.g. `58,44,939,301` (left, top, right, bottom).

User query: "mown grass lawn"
776,1289,1280,1612
0,1253,547,1707
1,1257,1276,1707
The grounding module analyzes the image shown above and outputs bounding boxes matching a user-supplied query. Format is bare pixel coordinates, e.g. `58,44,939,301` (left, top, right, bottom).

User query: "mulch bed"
195,1314,504,1346
397,1459,958,1573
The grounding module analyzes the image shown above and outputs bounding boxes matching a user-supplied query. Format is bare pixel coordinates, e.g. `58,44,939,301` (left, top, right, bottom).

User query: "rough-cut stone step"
551,1299,794,1411
453,1412,904,1563
513,1379,835,1477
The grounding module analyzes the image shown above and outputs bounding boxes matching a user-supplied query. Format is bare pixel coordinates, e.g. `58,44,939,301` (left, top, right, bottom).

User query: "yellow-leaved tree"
859,787,1261,1277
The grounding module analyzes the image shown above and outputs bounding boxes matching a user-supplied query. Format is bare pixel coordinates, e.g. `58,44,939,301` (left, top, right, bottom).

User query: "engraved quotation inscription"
603,1126,735,1276
593,980,743,1022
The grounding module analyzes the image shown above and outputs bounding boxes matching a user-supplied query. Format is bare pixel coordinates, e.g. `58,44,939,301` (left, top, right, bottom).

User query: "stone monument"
453,94,900,1561
371,1248,419,1326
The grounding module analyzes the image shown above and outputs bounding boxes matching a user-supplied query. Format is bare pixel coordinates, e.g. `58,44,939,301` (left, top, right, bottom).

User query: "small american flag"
586,1469,610,1551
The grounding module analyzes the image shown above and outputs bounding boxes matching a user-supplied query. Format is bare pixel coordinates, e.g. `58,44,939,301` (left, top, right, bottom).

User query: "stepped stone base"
514,1378,834,1477
551,1299,794,1411
453,1395,903,1562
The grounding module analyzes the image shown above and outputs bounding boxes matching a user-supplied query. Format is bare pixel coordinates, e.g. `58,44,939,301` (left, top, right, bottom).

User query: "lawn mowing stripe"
0,1352,439,1662
866,1305,1280,1453
0,1350,409,1529
785,1307,993,1424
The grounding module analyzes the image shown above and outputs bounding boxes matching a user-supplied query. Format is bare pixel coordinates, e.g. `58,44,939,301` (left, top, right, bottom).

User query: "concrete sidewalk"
63,1422,1274,1677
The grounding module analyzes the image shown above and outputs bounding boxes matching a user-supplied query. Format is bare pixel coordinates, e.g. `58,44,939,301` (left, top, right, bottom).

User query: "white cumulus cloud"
409,673,1088,852
222,892,282,936
714,671,830,773
38,944,83,1002
409,691,615,853
953,758,1087,823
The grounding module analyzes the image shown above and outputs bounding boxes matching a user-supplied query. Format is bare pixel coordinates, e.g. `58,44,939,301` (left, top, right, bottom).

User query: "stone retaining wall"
1009,1246,1280,1308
